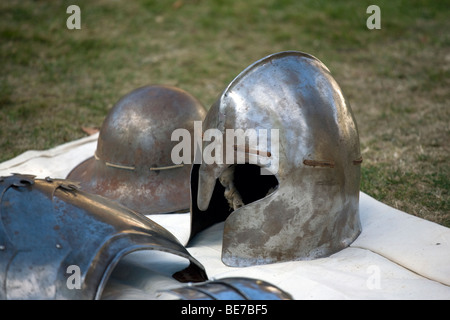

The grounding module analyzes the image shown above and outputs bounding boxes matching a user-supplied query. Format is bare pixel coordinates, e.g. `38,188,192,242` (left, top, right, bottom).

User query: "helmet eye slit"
233,145,272,158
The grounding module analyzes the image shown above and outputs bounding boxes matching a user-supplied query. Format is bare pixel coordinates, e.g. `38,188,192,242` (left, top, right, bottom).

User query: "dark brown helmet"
67,85,206,215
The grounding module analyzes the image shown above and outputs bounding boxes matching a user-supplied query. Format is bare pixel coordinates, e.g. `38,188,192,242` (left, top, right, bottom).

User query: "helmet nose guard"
189,51,362,267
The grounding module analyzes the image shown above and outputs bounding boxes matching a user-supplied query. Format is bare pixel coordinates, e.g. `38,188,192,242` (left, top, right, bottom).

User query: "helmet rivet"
0,245,5,251
56,243,62,249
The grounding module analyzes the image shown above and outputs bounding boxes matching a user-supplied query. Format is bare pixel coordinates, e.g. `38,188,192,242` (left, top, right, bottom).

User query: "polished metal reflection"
67,85,206,215
0,174,207,300
190,51,362,267
167,277,293,300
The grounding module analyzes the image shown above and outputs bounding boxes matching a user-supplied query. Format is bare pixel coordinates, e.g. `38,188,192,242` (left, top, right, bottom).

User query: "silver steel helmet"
189,51,362,267
67,85,206,215
0,174,207,300
166,277,293,300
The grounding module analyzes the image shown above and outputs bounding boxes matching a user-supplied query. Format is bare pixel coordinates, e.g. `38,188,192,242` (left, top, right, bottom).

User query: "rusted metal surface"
67,85,206,215
167,277,293,300
234,145,272,157
303,159,335,168
353,157,363,165
190,51,362,267
0,174,207,300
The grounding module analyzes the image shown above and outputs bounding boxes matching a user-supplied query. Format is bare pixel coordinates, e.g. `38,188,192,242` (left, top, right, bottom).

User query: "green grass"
1,0,449,227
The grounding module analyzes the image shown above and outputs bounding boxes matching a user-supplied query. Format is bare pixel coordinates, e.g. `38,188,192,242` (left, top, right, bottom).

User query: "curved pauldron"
0,174,207,300
166,277,293,300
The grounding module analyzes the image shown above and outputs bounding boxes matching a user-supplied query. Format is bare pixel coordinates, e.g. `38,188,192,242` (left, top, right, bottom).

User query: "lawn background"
1,0,448,227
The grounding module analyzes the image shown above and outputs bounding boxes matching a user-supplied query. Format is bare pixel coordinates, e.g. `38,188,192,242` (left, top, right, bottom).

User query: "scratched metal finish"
0,174,207,300
168,277,293,300
191,51,362,267
67,85,206,215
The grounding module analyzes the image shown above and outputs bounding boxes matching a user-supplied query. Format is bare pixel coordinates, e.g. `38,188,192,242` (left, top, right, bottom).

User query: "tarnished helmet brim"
67,156,191,215
66,156,94,182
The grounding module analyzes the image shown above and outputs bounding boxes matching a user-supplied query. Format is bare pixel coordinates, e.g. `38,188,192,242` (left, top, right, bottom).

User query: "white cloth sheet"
1,134,449,300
